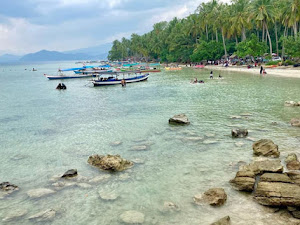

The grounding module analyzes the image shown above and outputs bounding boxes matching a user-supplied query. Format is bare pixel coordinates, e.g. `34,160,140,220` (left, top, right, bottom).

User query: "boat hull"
93,74,149,86
46,74,96,80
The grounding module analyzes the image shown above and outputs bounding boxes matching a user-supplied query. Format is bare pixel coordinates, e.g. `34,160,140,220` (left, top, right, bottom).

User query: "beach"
205,65,300,78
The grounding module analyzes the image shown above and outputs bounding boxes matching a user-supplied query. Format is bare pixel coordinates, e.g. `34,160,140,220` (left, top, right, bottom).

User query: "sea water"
0,62,300,224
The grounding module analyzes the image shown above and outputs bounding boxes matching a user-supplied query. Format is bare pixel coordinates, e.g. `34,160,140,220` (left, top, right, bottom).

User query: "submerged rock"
99,190,119,201
27,188,55,198
163,202,180,212
252,139,280,158
211,216,231,225
0,182,19,198
286,154,300,170
28,209,56,222
61,169,78,178
89,174,111,183
2,209,28,222
229,170,256,192
194,188,227,206
87,154,133,172
231,129,248,138
110,141,123,146
291,118,300,127
169,114,190,125
130,145,148,151
120,210,145,224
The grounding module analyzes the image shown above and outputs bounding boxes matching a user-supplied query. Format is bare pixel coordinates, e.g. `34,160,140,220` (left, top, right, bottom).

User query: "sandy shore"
204,65,300,78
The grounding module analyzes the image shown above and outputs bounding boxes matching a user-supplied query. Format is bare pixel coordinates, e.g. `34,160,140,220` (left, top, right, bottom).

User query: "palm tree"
231,0,251,41
282,0,300,38
250,0,275,55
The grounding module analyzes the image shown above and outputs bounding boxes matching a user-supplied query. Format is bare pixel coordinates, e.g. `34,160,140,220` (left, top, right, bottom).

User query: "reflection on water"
0,62,300,224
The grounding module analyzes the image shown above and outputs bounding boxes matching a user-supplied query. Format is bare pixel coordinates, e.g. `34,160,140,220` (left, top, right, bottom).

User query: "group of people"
191,71,223,84
260,66,267,75
56,83,67,90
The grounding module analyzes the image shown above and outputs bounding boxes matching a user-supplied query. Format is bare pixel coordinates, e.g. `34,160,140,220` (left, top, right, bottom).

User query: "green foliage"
284,59,294,65
190,41,224,61
282,34,300,57
236,34,268,58
266,60,280,65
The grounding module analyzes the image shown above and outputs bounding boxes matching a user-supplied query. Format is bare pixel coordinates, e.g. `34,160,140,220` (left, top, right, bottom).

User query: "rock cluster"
231,129,248,138
169,114,190,125
230,139,300,219
291,118,300,127
88,154,133,172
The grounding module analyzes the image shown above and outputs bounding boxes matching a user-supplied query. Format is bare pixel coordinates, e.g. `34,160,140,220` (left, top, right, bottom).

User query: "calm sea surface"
0,61,300,224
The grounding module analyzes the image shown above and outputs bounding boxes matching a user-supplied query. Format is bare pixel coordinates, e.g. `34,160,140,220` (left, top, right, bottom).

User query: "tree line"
108,0,300,63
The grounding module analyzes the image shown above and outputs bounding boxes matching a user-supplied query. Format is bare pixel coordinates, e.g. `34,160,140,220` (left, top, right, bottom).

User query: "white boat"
92,72,149,86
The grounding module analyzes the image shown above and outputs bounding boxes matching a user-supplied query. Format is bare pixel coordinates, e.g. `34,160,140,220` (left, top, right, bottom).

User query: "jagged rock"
254,173,300,207
169,114,190,125
231,129,248,138
163,202,180,212
194,188,227,206
229,170,256,192
87,154,133,172
211,216,231,225
285,101,298,107
2,209,28,222
120,210,145,224
252,139,280,158
27,188,55,198
89,174,111,183
28,209,56,222
286,154,300,170
287,207,300,219
291,118,300,127
240,159,283,175
61,169,78,178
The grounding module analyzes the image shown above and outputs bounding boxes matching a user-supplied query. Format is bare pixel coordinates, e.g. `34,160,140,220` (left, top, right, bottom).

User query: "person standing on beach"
260,66,263,74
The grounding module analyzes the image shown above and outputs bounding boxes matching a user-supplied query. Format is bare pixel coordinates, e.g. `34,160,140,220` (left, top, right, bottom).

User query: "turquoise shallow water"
0,62,300,224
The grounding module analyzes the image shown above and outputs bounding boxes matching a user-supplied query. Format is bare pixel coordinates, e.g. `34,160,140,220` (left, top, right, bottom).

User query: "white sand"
205,65,300,78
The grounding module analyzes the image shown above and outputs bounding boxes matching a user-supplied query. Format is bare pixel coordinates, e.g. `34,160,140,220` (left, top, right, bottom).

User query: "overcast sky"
0,0,211,55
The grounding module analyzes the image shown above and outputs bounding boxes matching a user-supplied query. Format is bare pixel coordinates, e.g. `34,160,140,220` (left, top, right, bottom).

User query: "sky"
0,0,211,55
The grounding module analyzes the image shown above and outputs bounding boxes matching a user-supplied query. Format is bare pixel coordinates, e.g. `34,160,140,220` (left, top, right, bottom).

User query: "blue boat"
92,72,149,86
44,71,97,80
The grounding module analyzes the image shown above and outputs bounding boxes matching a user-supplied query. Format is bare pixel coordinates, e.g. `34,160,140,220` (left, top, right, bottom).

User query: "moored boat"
92,72,149,86
44,72,97,80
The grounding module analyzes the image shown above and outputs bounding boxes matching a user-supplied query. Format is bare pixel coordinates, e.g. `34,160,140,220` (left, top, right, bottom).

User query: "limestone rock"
229,170,256,192
28,209,56,222
231,129,248,138
2,209,28,222
285,154,300,170
162,202,180,212
61,169,78,178
120,210,145,224
27,188,55,198
211,216,231,225
252,139,279,158
169,114,190,125
254,174,300,207
87,154,133,172
99,190,119,200
241,159,283,175
287,207,300,219
291,118,300,127
0,182,19,198
285,101,298,107
196,188,227,206
260,173,293,183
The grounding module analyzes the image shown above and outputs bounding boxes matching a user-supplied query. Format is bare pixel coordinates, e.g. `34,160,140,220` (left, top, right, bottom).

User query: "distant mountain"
19,50,97,62
64,43,112,57
0,54,21,62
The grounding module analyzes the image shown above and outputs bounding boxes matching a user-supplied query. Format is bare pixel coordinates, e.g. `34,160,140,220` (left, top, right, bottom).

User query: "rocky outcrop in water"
285,101,300,107
61,169,78,178
211,216,231,225
2,209,28,222
120,210,145,224
285,154,300,170
88,154,133,172
231,129,248,138
194,188,227,206
0,182,19,198
291,118,300,127
252,139,280,158
229,170,256,192
169,114,190,125
27,188,55,198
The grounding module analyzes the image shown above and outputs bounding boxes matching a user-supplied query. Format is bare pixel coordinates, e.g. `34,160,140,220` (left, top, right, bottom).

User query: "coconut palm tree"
250,0,275,55
282,0,300,38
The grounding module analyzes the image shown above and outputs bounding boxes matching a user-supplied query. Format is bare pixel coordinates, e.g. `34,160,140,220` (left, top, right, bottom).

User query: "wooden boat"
44,72,97,80
92,72,149,86
165,67,182,71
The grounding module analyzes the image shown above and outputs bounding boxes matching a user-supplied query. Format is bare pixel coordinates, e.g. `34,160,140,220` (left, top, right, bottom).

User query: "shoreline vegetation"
108,0,300,69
